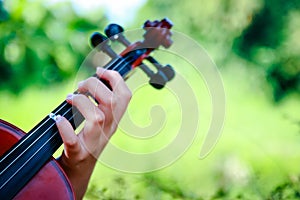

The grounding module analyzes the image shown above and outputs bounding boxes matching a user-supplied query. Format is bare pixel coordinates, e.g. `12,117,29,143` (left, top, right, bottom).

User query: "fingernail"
49,113,62,122
66,93,74,101
96,67,105,75
96,67,102,71
55,115,63,122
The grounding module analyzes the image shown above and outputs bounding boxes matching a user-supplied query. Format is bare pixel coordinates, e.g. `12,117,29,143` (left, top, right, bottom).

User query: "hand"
55,67,132,199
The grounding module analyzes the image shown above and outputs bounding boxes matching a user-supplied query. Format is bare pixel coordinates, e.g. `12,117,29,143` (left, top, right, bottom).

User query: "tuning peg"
105,24,123,40
102,21,175,89
149,70,168,89
160,18,173,29
142,18,173,49
144,18,173,29
104,23,173,77
160,64,175,81
104,23,131,46
90,32,118,58
146,56,175,81
137,62,171,89
90,32,107,48
139,62,174,88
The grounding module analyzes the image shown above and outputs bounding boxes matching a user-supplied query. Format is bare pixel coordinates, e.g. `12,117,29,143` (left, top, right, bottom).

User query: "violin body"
0,120,74,199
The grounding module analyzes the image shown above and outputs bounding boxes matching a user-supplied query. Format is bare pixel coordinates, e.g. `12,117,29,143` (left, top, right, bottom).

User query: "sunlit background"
1,0,300,199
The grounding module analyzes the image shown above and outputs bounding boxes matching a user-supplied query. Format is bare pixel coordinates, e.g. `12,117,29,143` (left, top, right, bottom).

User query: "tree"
0,0,106,93
234,0,300,101
137,0,300,101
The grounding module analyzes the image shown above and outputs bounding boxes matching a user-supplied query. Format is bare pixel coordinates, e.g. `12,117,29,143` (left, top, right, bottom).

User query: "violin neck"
0,50,141,198
0,16,174,198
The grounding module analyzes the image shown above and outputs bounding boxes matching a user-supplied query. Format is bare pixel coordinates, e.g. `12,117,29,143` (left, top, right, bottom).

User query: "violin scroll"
143,18,173,49
90,18,175,89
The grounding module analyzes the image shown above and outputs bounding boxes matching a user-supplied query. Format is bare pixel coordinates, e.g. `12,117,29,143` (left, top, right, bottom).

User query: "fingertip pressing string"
49,113,62,122
1,48,136,192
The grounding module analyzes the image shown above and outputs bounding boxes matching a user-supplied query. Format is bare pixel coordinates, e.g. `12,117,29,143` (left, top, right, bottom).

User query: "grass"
0,59,300,199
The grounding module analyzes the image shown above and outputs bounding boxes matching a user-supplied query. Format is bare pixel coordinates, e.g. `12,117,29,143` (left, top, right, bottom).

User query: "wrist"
56,154,97,199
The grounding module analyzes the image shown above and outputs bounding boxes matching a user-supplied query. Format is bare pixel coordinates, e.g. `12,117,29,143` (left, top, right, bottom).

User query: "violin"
0,18,175,199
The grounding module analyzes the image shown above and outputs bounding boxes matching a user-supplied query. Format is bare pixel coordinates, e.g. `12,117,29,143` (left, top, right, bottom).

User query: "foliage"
0,1,8,21
1,0,300,200
1,0,299,100
0,0,106,93
137,0,300,102
233,0,300,101
84,173,300,199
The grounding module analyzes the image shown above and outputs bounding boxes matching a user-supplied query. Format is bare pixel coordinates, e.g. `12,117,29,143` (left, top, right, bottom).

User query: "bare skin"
55,67,132,199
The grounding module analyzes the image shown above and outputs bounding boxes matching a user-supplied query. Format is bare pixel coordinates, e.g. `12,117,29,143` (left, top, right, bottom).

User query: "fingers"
55,115,81,158
56,68,132,165
77,77,112,106
96,67,132,101
66,93,105,126
77,68,131,107
96,67,123,90
77,68,131,120
95,68,132,124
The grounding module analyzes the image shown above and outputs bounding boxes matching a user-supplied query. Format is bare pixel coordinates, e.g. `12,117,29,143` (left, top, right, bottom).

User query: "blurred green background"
1,0,300,199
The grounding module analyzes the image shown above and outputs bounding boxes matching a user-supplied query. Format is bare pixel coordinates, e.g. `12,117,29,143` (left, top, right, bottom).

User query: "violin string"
0,52,138,186
0,56,123,171
0,55,122,164
0,56,129,185
0,108,82,190
0,122,67,189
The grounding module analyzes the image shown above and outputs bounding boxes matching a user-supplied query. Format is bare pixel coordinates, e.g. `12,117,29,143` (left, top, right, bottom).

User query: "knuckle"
88,77,99,84
65,139,78,149
87,77,99,94
71,94,90,108
108,70,119,77
78,77,98,91
73,94,85,103
84,77,93,87
92,110,105,125
108,70,122,81
110,97,117,107
84,77,98,91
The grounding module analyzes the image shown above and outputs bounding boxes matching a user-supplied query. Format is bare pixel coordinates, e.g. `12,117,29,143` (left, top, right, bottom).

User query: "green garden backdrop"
1,0,300,199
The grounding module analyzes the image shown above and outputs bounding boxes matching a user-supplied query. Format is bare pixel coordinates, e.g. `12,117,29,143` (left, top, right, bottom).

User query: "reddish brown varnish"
0,120,74,199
